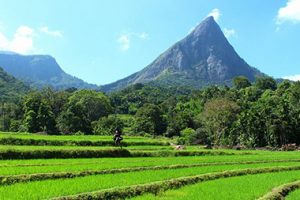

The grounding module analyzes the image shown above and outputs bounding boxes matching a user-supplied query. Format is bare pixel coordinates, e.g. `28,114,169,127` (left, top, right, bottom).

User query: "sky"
0,0,300,85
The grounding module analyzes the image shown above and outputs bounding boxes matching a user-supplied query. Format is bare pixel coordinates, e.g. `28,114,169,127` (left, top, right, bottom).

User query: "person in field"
113,127,123,146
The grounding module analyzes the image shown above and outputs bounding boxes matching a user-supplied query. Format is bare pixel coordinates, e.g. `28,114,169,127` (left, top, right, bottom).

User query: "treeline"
1,76,300,147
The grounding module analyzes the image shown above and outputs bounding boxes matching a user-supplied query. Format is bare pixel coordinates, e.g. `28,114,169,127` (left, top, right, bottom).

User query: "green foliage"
93,115,124,135
134,104,166,136
0,67,29,102
178,128,196,145
2,74,300,147
110,83,191,115
255,76,277,91
233,90,300,147
198,98,240,146
233,76,251,89
0,102,23,131
23,91,57,134
57,90,112,134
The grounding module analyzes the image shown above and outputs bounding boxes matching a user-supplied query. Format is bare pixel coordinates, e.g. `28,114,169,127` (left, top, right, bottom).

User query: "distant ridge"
0,52,100,90
0,66,29,101
102,16,265,92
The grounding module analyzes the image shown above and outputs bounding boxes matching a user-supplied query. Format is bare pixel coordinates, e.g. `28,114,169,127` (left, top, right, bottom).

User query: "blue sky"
0,0,300,85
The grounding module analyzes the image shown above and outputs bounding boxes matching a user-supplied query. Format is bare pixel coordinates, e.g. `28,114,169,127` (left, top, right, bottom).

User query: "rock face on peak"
102,16,264,92
0,53,99,90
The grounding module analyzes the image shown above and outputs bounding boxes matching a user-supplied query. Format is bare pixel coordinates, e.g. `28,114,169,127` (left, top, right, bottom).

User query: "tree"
93,115,124,135
233,76,251,89
22,92,57,133
233,89,300,147
134,104,166,136
37,100,56,134
198,98,240,146
23,92,42,132
58,90,112,134
255,77,277,91
23,110,38,133
177,128,196,145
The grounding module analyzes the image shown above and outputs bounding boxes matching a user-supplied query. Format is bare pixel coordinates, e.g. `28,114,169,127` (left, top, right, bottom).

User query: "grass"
286,188,300,200
0,145,172,151
1,163,300,199
131,171,300,200
2,160,300,185
0,132,168,142
1,131,300,199
2,153,300,175
0,132,171,147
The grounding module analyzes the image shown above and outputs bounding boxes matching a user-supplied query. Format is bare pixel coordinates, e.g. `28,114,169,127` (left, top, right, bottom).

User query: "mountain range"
0,51,99,90
0,16,265,92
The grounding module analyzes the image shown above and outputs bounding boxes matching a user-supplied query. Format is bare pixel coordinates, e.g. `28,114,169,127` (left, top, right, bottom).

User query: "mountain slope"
0,52,99,90
102,16,264,92
0,66,29,101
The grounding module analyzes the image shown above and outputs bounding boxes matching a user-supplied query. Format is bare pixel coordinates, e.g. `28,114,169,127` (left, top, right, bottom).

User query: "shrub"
93,115,124,135
178,128,196,145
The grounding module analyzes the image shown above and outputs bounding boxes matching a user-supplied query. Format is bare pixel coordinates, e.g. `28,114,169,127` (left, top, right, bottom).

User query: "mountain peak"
101,17,265,92
195,16,216,28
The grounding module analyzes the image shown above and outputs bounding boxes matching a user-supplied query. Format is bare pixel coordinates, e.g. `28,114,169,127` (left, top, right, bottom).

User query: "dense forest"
1,76,300,148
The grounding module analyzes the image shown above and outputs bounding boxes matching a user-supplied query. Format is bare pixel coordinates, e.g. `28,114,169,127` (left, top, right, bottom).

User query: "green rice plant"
257,180,300,200
0,132,156,141
285,187,300,200
0,148,133,159
1,152,300,175
53,165,300,200
0,136,170,146
2,159,300,185
0,145,172,151
132,171,300,200
0,146,254,159
1,163,300,199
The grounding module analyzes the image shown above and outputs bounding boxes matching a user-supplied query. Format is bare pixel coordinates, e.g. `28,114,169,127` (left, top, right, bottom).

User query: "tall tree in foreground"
198,98,240,145
57,90,112,134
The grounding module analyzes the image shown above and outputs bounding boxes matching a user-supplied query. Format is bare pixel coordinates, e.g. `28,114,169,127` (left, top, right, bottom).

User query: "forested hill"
0,52,100,90
1,76,300,148
102,16,265,92
0,66,29,102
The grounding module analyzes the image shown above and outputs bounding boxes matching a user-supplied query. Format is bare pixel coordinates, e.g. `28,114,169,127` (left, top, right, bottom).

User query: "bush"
75,131,84,135
9,120,22,132
93,115,124,135
178,128,196,145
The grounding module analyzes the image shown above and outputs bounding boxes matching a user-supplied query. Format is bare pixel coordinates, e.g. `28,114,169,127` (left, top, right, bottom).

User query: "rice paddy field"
1,132,300,199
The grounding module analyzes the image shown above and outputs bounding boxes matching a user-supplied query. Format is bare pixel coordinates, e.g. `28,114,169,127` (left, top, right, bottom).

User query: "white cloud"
277,0,300,24
40,26,63,37
117,31,149,51
223,28,236,38
138,32,149,40
0,32,9,49
118,34,130,51
283,74,300,81
207,8,221,21
0,25,35,54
